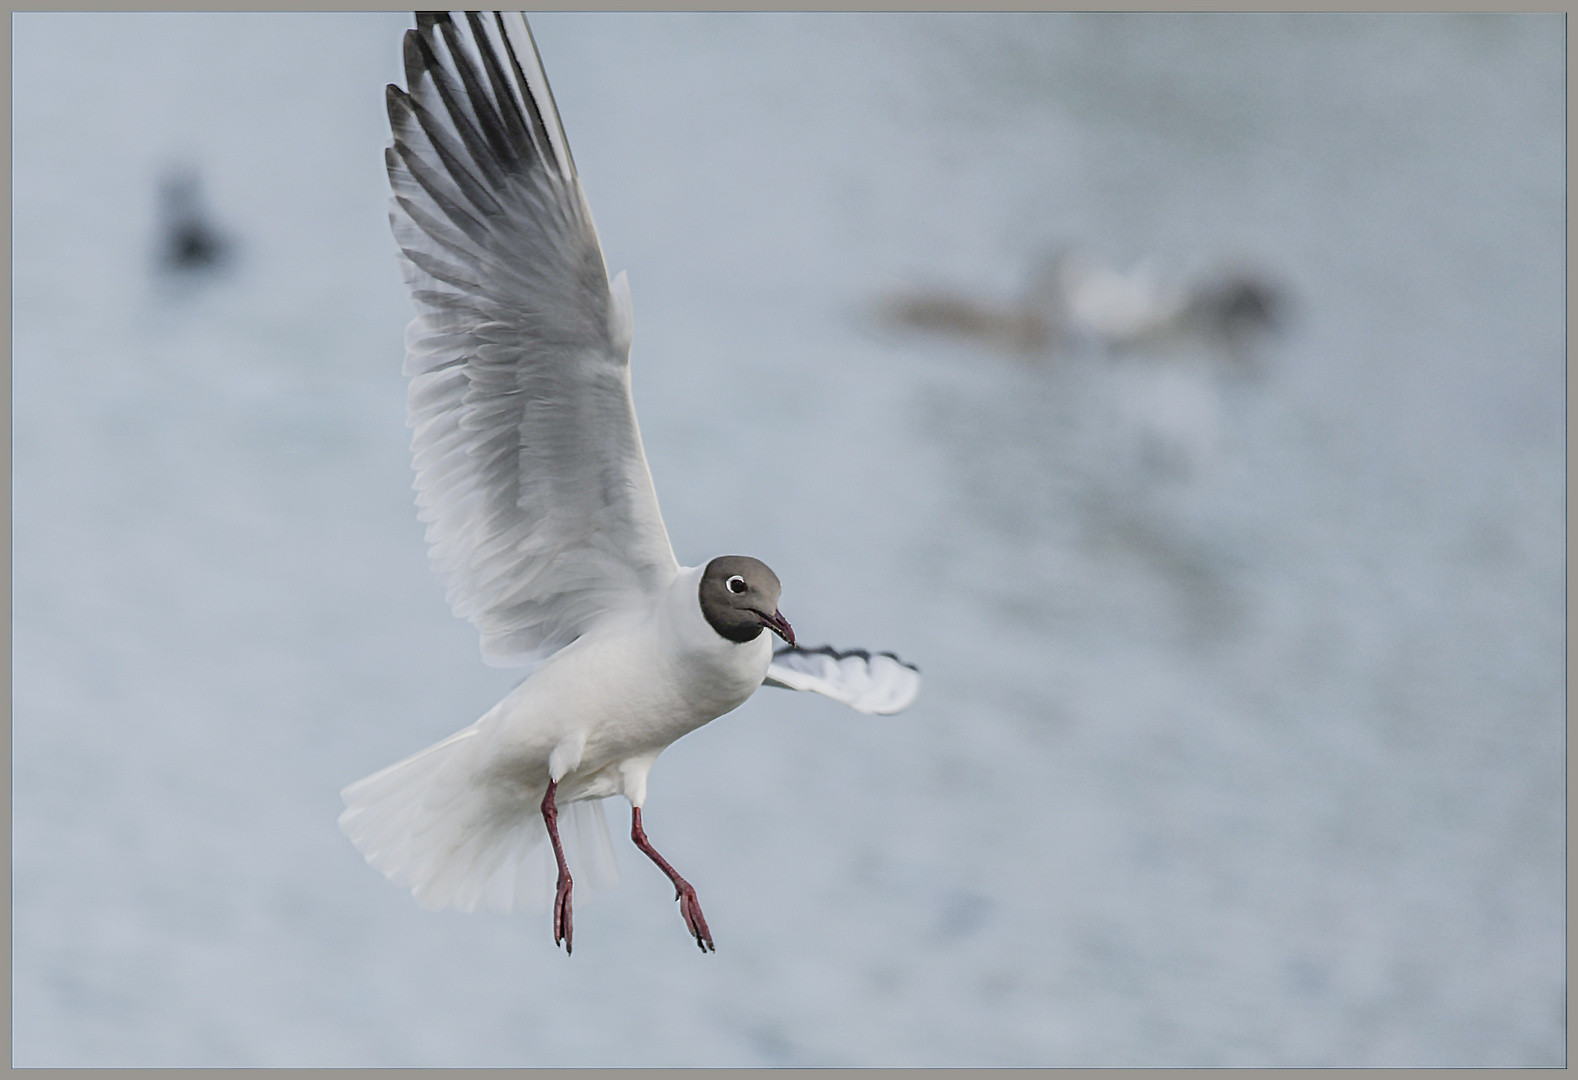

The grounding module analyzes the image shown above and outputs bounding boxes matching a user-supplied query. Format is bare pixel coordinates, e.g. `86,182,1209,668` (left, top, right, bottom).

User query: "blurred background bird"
155,164,233,273
876,246,1291,368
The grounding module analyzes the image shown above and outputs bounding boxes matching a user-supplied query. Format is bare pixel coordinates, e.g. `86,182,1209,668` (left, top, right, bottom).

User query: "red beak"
757,609,795,647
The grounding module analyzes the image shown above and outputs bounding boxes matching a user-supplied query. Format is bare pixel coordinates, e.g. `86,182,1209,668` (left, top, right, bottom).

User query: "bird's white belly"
484,613,771,802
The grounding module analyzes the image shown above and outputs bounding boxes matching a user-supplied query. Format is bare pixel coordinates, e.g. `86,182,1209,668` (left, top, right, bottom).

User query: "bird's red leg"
541,779,573,955
631,806,714,953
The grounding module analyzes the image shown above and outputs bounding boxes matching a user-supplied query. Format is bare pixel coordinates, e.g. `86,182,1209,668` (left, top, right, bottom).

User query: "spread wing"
765,646,922,716
387,12,679,667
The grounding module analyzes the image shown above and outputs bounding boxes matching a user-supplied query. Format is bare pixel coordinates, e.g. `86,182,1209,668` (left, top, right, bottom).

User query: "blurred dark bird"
157,166,231,272
1177,272,1288,350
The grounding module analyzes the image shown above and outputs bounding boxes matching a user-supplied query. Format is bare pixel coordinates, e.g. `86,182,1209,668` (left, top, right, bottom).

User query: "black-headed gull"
339,12,919,955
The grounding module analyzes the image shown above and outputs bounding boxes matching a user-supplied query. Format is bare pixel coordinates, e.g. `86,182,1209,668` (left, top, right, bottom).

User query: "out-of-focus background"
12,12,1565,1067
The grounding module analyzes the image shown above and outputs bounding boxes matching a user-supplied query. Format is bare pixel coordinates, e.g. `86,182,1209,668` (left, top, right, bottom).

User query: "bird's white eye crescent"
726,574,747,594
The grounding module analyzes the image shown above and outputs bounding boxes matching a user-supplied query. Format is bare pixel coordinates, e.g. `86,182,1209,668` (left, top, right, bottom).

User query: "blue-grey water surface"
12,12,1565,1066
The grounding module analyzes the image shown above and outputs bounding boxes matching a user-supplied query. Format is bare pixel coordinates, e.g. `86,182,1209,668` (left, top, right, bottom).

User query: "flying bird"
339,11,919,955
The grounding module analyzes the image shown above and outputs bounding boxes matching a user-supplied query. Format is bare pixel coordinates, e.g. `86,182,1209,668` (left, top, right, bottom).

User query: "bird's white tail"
338,723,620,914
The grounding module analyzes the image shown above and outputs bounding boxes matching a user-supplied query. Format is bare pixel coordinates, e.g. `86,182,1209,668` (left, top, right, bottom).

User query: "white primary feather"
765,646,921,716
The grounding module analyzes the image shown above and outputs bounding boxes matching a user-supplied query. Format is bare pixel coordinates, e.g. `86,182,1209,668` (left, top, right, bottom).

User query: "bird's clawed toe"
676,885,714,953
553,873,574,954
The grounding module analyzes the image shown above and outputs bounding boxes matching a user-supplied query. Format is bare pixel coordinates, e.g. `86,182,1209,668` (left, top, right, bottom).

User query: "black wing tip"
773,644,920,674
403,20,441,86
386,82,411,113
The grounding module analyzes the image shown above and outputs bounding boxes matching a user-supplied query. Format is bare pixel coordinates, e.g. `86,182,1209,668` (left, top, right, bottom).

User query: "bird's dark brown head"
699,556,794,646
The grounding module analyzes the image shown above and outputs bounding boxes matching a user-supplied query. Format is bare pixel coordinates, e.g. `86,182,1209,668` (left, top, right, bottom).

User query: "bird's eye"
726,575,747,594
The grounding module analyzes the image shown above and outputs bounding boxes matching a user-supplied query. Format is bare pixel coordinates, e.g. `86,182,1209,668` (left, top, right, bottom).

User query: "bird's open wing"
764,646,921,715
388,12,679,667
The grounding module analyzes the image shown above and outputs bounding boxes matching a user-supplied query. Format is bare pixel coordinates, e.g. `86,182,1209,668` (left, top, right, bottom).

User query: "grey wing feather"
389,12,677,667
765,646,921,715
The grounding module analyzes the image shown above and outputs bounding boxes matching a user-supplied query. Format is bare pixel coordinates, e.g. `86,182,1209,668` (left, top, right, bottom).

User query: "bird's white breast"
483,565,772,792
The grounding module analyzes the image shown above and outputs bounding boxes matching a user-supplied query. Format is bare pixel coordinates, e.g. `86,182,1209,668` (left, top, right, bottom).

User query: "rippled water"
12,12,1565,1066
